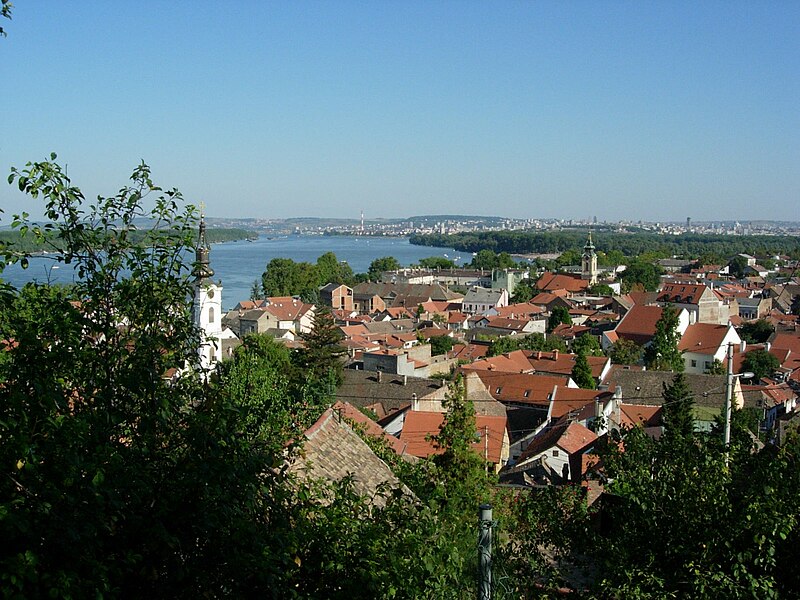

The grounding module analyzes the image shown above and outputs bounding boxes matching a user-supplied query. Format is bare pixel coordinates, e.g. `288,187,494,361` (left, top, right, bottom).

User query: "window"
208,307,215,324
523,390,530,398
691,359,697,368
495,387,502,394
552,450,559,457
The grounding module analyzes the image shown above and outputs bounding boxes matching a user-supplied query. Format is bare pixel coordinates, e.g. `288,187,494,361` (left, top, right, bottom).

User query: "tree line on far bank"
0,227,256,256
410,230,800,264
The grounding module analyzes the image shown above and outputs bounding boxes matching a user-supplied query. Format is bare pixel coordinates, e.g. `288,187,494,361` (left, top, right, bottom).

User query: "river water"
1,235,459,310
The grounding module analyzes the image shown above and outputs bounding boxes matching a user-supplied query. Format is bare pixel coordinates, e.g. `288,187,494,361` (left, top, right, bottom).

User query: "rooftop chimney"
740,340,746,353
553,350,559,361
377,370,382,383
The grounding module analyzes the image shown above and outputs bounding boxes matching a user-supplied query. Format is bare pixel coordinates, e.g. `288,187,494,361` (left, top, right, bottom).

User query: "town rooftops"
657,283,710,304
399,411,507,462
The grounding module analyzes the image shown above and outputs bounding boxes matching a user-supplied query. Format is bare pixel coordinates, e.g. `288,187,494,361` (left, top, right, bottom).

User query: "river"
1,235,459,310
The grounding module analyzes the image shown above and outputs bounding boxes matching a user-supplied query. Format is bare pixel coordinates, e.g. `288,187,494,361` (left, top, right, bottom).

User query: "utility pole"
724,342,734,462
483,425,489,476
478,504,493,600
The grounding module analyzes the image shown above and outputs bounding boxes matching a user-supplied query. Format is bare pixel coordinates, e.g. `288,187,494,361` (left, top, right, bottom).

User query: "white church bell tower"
193,213,223,372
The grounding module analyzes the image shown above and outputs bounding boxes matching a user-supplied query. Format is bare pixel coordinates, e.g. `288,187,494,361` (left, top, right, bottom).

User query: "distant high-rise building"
686,217,691,230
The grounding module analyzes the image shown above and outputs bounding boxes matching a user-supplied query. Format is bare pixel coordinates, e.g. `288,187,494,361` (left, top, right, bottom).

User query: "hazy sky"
2,2,798,222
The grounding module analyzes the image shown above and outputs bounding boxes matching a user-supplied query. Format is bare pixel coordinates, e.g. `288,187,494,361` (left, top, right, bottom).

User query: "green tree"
706,358,726,375
510,278,538,303
469,249,514,270
261,256,319,301
594,398,800,598
572,333,603,357
619,259,663,292
661,372,695,440
0,0,11,37
742,349,780,382
588,282,614,296
547,305,572,332
418,256,456,269
728,255,749,279
316,251,354,286
644,305,684,372
571,351,596,389
298,306,346,385
429,335,454,356
249,278,262,301
488,332,568,356
367,255,401,281
0,156,285,596
609,337,643,365
738,319,774,344
431,377,491,514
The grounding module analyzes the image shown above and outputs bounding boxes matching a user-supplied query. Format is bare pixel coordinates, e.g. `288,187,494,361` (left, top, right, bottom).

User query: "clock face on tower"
207,288,215,299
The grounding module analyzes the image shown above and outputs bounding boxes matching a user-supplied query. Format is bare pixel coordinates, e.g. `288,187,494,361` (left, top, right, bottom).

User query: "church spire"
194,209,214,283
581,230,598,284
583,230,595,253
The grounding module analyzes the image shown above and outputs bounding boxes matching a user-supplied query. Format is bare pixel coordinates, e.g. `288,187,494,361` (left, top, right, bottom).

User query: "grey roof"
337,369,444,414
286,408,409,507
464,287,505,304
606,370,729,409
353,282,462,302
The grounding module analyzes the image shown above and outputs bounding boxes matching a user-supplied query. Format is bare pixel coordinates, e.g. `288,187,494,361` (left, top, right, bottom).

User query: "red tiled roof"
614,304,664,345
493,303,545,318
474,371,570,405
657,283,709,305
618,404,662,428
519,421,597,462
484,316,535,331
462,349,607,379
536,273,589,294
549,388,606,419
677,323,732,353
399,411,507,462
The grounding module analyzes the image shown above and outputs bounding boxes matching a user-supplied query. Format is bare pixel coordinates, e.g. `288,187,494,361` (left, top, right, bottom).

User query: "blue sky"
2,1,798,222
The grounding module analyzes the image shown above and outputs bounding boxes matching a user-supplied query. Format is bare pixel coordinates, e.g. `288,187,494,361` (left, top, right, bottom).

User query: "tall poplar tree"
644,304,684,372
571,351,597,389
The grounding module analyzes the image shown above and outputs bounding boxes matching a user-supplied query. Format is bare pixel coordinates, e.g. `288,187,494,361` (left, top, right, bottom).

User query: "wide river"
2,235,459,310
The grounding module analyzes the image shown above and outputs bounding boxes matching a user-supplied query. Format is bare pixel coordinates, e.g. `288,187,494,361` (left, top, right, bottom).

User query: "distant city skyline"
2,2,798,223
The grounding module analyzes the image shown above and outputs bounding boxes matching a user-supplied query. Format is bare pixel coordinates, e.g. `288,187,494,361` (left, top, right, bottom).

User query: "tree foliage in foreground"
595,374,800,599
0,156,513,599
5,156,800,599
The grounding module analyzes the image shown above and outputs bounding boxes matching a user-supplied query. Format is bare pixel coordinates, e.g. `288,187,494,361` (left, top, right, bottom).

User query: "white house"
678,323,741,374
